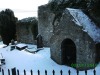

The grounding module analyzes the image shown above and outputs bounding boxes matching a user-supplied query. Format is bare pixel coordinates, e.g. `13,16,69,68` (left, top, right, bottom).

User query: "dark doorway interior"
61,39,76,66
95,43,100,63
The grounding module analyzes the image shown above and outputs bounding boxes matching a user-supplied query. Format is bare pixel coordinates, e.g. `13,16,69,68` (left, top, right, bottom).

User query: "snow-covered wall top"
67,8,100,43
49,0,68,4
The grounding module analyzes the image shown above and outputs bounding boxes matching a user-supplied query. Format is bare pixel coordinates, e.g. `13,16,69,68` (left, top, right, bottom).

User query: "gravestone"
11,39,15,51
37,35,43,48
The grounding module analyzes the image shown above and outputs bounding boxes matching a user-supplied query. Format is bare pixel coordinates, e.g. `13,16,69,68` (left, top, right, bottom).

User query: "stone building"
38,5,54,47
16,17,38,44
38,5,100,70
16,23,33,44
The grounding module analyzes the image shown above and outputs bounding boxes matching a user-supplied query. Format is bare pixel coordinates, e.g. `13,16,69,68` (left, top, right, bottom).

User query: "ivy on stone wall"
48,0,100,27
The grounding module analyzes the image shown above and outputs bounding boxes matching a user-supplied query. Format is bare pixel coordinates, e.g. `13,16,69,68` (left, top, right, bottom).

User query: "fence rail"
1,68,97,75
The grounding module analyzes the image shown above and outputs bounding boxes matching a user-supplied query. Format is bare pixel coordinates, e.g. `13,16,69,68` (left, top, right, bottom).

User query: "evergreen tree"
0,9,17,45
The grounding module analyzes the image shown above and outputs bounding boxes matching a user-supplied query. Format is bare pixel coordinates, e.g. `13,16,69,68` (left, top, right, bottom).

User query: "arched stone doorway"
95,43,100,63
61,38,76,66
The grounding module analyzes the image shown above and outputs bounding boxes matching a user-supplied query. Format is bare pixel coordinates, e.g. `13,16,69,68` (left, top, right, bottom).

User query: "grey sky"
0,0,48,19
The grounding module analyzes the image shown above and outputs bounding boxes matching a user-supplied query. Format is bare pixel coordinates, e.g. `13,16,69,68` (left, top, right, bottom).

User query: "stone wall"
38,5,54,47
38,0,100,47
16,23,35,44
50,9,96,70
38,5,97,70
16,17,38,44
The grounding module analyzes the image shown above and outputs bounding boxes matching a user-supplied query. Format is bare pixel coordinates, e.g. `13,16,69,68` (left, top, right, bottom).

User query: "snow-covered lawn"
0,42,100,75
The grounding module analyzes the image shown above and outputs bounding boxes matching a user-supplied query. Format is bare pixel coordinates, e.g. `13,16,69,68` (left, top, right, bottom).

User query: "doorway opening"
61,38,76,66
95,43,100,63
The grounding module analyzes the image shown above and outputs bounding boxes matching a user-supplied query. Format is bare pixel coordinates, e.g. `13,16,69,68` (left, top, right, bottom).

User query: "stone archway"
61,38,76,66
95,43,100,63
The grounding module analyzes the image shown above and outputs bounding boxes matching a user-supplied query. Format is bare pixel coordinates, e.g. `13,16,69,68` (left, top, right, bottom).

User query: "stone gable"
38,5,100,70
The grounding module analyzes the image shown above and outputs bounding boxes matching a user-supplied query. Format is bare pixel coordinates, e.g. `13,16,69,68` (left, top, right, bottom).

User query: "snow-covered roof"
67,8,100,43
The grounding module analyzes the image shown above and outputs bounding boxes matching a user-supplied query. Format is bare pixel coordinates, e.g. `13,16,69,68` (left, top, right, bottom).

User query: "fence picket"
93,69,96,75
52,70,55,75
1,69,97,75
8,69,10,75
17,69,19,75
45,70,47,75
12,68,16,75
85,70,87,75
77,70,79,75
68,70,71,75
60,70,63,75
38,70,40,75
2,69,4,75
30,70,33,75
24,69,26,75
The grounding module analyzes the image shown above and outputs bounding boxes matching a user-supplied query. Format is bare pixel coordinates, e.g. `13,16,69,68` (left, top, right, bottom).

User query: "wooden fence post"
60,70,63,75
8,69,10,75
68,70,71,75
38,70,40,75
93,69,96,75
77,70,79,75
12,67,16,75
30,70,33,75
0,67,1,72
2,69,4,75
45,70,47,75
52,70,55,75
85,70,87,75
24,69,26,75
17,69,19,75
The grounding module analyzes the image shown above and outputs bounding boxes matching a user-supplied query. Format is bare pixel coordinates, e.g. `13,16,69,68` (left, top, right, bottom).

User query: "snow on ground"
0,41,100,75
67,8,100,43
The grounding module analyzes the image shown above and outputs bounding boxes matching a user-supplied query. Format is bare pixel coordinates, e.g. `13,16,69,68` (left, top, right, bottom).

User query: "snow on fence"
1,69,96,75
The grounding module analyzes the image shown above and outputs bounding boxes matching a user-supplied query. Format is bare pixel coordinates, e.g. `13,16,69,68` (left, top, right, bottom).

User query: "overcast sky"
0,0,48,20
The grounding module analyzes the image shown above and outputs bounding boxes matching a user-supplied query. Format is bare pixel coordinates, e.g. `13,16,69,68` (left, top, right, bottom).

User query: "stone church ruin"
16,17,38,44
38,0,100,70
